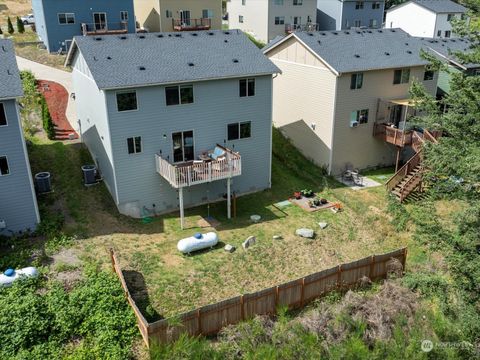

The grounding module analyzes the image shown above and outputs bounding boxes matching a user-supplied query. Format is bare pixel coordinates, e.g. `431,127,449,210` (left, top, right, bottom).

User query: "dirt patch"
51,248,81,267
53,269,83,291
368,205,393,221
161,254,184,268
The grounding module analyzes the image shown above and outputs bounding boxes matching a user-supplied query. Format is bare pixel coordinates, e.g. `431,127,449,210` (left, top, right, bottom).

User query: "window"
350,73,363,90
274,0,284,4
445,30,451,38
242,0,246,5
437,30,442,37
239,15,244,23
447,14,455,21
293,0,303,5
165,85,194,106
166,10,173,18
0,156,9,176
120,11,128,22
228,122,251,140
116,91,137,112
350,109,369,126
393,69,410,84
354,20,361,27
58,13,75,24
424,70,435,81
372,2,381,9
355,1,364,9
202,9,213,18
239,79,255,97
0,103,7,126
127,137,142,154
369,19,378,27
274,16,285,25
172,131,194,163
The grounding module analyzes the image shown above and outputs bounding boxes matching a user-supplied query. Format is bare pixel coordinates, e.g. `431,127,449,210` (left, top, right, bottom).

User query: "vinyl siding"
267,0,317,40
385,3,436,38
268,37,336,169
0,100,39,235
105,76,273,217
134,0,161,31
330,66,438,174
340,0,384,29
71,52,118,203
316,0,343,30
228,0,270,43
158,0,222,32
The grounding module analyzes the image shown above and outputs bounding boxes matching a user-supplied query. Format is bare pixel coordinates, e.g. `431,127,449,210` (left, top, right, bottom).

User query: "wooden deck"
172,18,211,31
155,145,241,188
373,123,413,147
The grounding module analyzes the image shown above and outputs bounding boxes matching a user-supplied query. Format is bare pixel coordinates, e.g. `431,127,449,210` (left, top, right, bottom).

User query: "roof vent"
93,56,98,61
378,30,383,33
308,33,314,36
119,36,127,40
191,33,198,36
356,31,361,34
7,69,12,75
317,40,321,44
224,39,228,43
175,34,182,38
405,42,409,46
390,29,396,32
188,62,194,67
138,35,146,39
1,45,6,52
138,66,146,71
442,39,447,42
224,31,230,35
406,50,412,54
107,56,112,60
451,39,456,42
385,52,390,56
344,31,350,34
208,32,215,35
95,37,102,41
332,32,338,35
157,34,164,38
367,30,372,33
354,54,360,58
321,32,326,36
233,58,239,63
168,34,172,37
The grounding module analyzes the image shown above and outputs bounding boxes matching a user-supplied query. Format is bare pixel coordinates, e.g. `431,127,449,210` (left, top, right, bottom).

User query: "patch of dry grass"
15,44,68,71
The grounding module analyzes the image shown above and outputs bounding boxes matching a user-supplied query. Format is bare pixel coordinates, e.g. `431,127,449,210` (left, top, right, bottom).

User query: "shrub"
0,26,3,35
16,17,25,34
7,17,14,34
41,96,56,140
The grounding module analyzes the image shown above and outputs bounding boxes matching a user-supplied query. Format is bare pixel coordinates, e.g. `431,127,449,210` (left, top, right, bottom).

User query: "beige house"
264,29,438,175
134,0,222,32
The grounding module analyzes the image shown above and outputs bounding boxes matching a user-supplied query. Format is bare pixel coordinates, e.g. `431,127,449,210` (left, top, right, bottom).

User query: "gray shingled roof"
423,37,479,69
267,29,429,74
409,0,466,13
0,39,23,99
67,30,280,90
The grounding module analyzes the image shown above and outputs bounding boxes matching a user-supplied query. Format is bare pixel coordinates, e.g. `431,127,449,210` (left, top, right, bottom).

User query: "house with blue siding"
0,40,40,236
32,0,136,53
65,30,279,226
317,0,385,30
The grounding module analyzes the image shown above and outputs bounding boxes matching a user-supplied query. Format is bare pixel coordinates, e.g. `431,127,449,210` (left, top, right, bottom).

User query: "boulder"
295,228,314,239
224,244,236,253
242,236,256,249
318,222,328,229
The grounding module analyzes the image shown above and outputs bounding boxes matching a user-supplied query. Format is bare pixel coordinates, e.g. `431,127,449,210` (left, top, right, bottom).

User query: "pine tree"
7,17,14,34
16,17,25,34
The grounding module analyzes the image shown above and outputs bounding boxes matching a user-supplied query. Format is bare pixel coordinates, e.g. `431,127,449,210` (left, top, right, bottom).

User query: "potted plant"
301,189,314,198
313,198,321,206
320,198,328,205
294,191,302,200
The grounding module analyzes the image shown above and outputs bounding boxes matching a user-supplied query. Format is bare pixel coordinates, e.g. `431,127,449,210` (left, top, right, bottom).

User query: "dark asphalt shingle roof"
274,29,429,74
423,37,480,69
0,39,23,99
405,0,466,13
67,30,280,90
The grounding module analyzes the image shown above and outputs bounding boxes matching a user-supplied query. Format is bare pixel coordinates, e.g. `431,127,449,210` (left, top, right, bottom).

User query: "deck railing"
155,145,241,188
285,23,319,33
81,22,128,36
172,18,212,31
373,123,413,147
386,150,423,192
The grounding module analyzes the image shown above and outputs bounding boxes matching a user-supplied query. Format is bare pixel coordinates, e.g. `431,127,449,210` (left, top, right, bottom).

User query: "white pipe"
179,187,184,229
227,178,231,219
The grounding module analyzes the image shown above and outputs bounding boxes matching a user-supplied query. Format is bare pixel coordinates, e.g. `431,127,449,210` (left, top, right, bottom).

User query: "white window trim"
127,136,142,155
120,11,129,22
58,13,75,25
116,90,138,113
0,103,7,127
0,155,10,176
171,130,195,163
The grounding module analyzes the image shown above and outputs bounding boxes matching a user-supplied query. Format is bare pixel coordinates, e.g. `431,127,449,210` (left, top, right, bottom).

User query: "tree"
7,17,14,34
16,17,25,34
0,26,3,35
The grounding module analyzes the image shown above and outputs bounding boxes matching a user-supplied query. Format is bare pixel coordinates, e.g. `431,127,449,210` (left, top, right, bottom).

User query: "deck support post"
227,178,231,219
179,187,185,230
395,147,401,172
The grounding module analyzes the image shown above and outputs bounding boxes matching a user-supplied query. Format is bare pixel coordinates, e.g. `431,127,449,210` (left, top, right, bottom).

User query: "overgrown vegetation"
40,96,56,139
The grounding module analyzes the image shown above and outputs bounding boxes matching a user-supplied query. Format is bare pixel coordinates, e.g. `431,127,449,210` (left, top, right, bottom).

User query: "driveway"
16,56,78,133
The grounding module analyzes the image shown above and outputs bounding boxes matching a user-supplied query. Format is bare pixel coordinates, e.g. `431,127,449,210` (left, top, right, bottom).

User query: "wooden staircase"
386,130,439,202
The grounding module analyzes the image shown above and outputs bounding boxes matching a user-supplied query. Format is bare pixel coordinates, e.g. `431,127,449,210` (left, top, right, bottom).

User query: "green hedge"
41,96,56,140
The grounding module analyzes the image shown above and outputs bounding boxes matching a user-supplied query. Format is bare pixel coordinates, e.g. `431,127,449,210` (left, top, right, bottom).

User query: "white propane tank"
0,267,39,287
177,232,219,254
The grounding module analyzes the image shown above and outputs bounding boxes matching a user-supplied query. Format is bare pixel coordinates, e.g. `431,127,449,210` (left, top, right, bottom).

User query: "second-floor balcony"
155,144,241,188
285,23,320,34
81,22,128,36
172,18,212,31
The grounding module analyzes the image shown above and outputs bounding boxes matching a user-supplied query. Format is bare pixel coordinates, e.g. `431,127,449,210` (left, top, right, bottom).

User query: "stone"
318,222,328,229
273,235,283,240
295,228,315,239
224,244,236,253
250,215,261,223
242,236,256,249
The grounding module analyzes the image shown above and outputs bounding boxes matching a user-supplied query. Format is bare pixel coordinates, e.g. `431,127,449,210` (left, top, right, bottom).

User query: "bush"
41,96,56,140
16,17,25,34
0,26,3,35
7,17,14,34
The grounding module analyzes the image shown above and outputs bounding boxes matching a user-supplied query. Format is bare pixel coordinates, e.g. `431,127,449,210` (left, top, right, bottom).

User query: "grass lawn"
25,127,409,321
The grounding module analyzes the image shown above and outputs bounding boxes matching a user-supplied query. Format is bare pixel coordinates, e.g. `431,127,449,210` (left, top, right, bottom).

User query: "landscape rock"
273,235,283,240
242,236,256,249
250,215,261,223
295,228,315,239
224,244,236,253
318,222,328,229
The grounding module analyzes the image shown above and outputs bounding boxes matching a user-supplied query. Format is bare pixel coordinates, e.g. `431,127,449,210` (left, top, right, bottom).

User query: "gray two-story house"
32,0,136,53
317,0,385,30
65,30,279,227
0,40,40,236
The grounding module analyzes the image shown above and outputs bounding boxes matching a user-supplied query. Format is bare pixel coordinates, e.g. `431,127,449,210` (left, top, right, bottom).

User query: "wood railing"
285,23,319,33
81,22,128,36
172,18,211,31
373,124,412,147
155,145,241,188
386,150,423,191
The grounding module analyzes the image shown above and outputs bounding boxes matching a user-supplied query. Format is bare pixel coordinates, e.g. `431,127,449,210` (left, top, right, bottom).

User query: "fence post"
240,295,245,320
369,255,375,281
275,286,279,309
109,248,115,273
337,265,342,290
300,278,305,307
402,248,408,274
197,309,202,335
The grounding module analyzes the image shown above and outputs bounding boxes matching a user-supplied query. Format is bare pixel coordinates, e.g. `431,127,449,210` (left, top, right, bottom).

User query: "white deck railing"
155,147,242,188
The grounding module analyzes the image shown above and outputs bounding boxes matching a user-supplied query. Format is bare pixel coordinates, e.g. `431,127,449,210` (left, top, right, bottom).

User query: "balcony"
155,145,241,189
373,123,413,147
81,22,128,36
285,23,319,34
172,18,212,31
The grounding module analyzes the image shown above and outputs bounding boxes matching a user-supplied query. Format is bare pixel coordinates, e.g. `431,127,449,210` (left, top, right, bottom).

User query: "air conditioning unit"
0,220,6,229
350,121,359,128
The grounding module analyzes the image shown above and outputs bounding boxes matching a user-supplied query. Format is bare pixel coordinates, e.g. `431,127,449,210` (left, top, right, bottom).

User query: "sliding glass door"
172,131,194,163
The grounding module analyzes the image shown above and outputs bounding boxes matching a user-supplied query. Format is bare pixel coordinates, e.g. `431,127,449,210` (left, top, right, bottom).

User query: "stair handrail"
399,168,423,202
411,131,424,153
423,129,439,144
385,150,423,191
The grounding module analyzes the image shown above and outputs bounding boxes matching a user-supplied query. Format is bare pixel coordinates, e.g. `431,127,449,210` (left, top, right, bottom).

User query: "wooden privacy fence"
110,247,407,347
